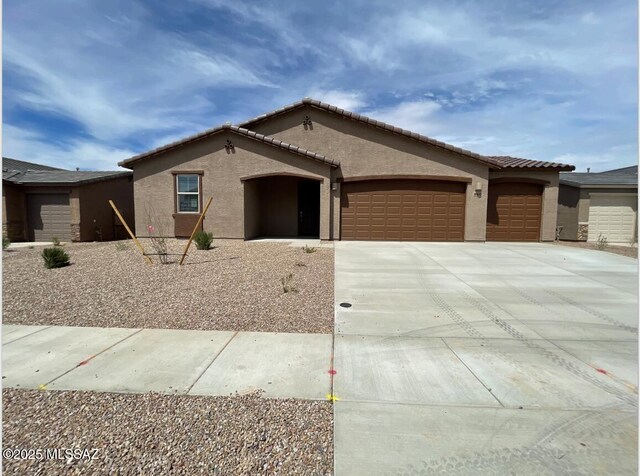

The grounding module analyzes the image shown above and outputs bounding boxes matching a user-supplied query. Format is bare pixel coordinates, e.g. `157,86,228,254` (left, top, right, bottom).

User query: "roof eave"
560,181,638,189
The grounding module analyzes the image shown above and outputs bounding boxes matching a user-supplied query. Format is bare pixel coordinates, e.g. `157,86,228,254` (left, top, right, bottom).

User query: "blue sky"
3,0,637,172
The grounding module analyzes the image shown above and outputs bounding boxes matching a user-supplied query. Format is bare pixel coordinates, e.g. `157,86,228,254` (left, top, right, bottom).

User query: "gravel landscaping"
554,240,638,258
2,389,333,475
2,240,334,334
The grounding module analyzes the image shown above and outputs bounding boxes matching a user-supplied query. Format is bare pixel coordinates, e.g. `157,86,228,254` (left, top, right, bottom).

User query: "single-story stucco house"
119,98,574,242
2,158,134,242
557,165,637,244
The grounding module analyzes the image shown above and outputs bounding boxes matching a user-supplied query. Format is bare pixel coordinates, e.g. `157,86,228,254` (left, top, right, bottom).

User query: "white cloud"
305,89,367,111
581,12,600,24
3,124,135,171
4,0,274,143
364,100,442,132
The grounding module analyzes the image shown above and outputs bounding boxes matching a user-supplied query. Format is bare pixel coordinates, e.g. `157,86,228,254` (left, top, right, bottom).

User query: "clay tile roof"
486,155,575,171
119,124,339,169
238,98,500,168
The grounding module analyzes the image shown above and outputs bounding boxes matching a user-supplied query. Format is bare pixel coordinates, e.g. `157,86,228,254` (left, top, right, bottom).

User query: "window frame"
174,172,202,214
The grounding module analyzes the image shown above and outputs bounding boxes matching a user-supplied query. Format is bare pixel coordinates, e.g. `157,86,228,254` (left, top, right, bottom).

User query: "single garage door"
340,180,466,241
486,182,542,241
588,194,637,244
27,193,71,241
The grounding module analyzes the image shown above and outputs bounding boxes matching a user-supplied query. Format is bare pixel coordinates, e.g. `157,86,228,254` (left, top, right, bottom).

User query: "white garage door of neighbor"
588,194,637,244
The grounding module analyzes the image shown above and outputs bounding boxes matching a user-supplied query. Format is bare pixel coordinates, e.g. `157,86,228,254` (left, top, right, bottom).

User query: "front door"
298,180,320,237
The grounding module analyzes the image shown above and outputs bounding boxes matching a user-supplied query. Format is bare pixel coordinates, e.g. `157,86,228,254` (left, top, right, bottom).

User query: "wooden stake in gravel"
109,200,153,265
179,197,213,266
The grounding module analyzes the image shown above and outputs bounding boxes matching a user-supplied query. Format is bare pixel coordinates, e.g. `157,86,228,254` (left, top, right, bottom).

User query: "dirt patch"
2,389,333,475
554,240,638,259
2,240,334,333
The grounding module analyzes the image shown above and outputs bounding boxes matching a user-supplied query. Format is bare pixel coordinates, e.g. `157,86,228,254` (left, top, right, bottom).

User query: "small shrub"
596,233,608,251
302,245,317,254
281,273,297,293
42,247,70,269
194,231,214,250
295,261,306,267
114,242,128,252
51,236,61,247
2,236,10,250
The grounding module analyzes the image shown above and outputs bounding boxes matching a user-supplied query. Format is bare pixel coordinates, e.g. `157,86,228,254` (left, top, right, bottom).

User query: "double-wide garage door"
340,180,466,241
26,193,71,241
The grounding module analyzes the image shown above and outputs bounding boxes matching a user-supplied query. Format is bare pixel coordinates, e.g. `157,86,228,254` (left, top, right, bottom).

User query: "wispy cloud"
305,89,367,111
3,124,135,171
3,0,637,171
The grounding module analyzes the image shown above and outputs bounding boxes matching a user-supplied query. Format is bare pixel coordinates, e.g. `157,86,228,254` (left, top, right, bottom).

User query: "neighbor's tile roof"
487,156,575,171
119,124,340,169
5,170,132,186
3,156,131,185
560,165,638,187
2,157,64,173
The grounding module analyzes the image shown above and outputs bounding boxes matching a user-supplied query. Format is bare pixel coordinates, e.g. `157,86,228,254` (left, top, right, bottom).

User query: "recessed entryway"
243,175,321,239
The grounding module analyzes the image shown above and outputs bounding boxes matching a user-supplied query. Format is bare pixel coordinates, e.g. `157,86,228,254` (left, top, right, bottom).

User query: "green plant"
51,236,61,247
295,261,306,267
302,245,317,254
2,236,10,250
194,231,214,250
596,233,608,251
42,247,70,269
281,273,297,293
114,242,128,252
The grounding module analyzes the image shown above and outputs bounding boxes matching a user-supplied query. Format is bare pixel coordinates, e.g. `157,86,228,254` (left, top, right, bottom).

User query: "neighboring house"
2,158,134,242
119,98,574,242
557,165,638,244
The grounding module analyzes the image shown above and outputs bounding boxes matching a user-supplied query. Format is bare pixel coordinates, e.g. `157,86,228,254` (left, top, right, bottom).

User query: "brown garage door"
341,180,466,241
27,193,71,241
486,182,542,241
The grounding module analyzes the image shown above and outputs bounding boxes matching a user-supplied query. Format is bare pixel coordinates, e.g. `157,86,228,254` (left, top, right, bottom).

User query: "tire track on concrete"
428,290,586,408
546,290,638,334
461,291,637,407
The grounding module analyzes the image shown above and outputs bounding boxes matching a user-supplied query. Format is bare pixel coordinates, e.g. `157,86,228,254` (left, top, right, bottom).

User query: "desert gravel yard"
2,389,333,475
2,240,333,334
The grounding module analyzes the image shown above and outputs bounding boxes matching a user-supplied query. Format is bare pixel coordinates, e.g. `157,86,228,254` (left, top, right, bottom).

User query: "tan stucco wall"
557,184,581,240
132,133,332,239
2,184,28,241
79,176,134,241
250,106,490,241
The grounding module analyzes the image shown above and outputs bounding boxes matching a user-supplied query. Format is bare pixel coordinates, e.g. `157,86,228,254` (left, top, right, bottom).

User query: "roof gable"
119,125,338,169
238,98,498,168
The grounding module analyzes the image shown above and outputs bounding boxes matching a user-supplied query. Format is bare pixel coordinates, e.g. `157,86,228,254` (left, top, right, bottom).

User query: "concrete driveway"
334,242,638,475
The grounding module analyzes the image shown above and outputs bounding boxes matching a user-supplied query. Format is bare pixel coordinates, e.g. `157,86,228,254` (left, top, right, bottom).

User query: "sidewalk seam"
441,337,506,408
186,331,239,394
3,326,53,345
44,328,144,386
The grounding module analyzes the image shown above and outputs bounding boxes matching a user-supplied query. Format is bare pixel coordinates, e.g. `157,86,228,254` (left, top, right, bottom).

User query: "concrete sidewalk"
2,325,333,399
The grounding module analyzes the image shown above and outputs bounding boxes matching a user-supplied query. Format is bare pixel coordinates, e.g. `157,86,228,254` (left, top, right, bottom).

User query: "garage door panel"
487,182,542,242
341,180,466,241
588,194,637,243
27,193,71,241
